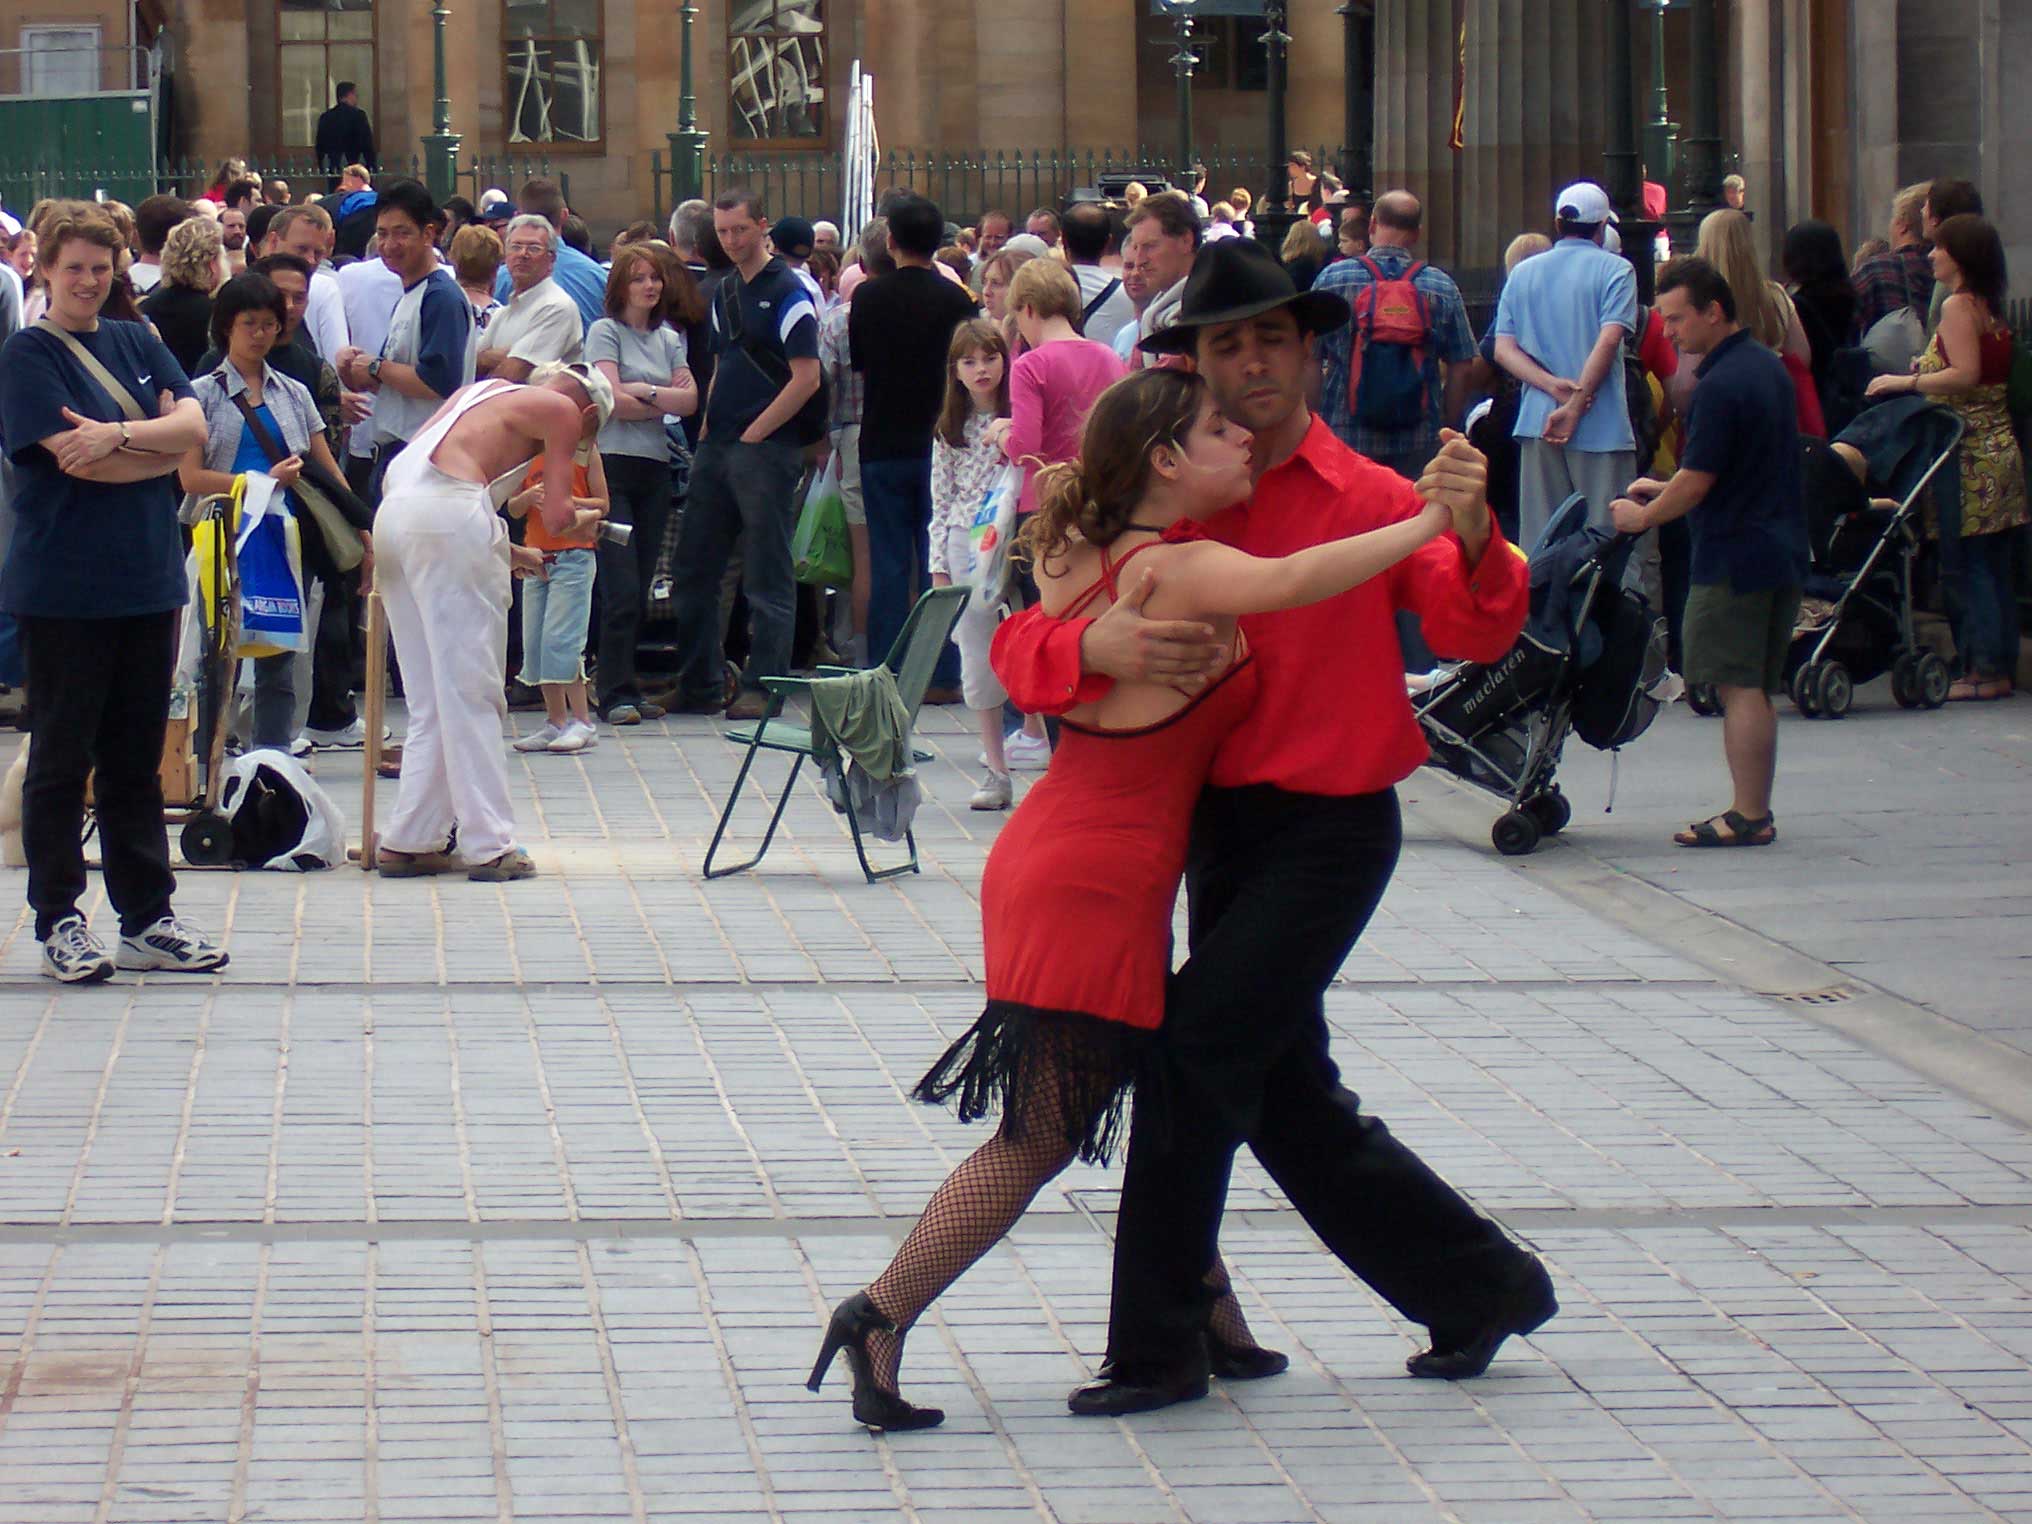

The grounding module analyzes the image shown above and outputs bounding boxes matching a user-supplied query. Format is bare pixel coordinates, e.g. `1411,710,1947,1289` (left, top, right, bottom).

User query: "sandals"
1675,811,1776,848
1947,677,2013,702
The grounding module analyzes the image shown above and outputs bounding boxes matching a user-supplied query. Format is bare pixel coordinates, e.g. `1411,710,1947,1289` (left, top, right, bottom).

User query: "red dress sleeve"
988,605,1115,715
1393,522,1531,664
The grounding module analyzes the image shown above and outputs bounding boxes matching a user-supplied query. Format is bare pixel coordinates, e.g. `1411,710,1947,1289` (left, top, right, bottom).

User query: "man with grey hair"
477,213,582,382
812,219,841,253
668,198,712,262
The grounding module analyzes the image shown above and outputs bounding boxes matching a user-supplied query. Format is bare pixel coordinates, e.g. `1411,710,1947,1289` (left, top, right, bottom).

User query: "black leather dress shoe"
1405,1258,1558,1380
1067,1358,1209,1417
1206,1330,1290,1381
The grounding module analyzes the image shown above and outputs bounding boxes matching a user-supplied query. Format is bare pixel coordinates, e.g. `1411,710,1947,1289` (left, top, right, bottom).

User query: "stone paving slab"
1,706,2029,1522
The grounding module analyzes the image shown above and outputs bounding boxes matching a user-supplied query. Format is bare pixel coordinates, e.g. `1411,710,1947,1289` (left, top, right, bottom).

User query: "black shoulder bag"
717,276,829,448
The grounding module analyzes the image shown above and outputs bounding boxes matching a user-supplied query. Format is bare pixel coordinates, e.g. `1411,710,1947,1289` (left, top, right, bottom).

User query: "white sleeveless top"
382,379,534,510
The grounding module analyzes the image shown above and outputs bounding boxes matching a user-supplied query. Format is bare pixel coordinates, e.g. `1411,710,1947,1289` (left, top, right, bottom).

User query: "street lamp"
1637,0,1682,197
668,0,708,205
421,0,462,202
1665,0,1723,256
1255,0,1299,254
1165,0,1199,196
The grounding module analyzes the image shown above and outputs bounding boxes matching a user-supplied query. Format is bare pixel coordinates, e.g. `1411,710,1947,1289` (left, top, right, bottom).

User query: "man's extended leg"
730,439,804,688
669,440,744,705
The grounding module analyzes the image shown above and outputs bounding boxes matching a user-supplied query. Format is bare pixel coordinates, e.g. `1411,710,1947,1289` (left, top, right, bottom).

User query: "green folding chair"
703,584,972,883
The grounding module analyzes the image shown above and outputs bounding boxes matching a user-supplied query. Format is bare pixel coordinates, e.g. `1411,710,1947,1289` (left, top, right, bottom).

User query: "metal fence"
648,144,1348,230
0,153,568,219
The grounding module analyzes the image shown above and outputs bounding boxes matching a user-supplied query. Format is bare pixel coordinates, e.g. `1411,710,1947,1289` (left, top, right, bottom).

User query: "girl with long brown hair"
807,368,1456,1430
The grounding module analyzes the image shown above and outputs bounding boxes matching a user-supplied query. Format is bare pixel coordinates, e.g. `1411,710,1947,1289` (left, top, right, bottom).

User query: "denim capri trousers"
520,546,596,685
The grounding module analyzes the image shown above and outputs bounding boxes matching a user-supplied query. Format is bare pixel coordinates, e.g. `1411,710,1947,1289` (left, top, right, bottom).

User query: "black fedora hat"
1141,238,1351,355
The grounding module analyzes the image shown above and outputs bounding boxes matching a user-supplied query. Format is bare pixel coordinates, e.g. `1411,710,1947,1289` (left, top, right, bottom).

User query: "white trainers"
287,735,315,759
115,915,230,973
41,915,115,984
981,731,1052,772
303,719,390,751
969,770,1014,811
513,723,563,752
548,719,598,753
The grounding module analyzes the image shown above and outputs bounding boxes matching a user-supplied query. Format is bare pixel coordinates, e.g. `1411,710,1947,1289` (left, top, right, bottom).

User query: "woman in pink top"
991,258,1127,513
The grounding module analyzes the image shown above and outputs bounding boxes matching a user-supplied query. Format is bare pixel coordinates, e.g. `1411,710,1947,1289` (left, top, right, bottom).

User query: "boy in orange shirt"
506,444,609,752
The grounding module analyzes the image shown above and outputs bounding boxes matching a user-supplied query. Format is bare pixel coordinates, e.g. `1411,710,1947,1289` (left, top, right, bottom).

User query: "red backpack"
1346,256,1433,431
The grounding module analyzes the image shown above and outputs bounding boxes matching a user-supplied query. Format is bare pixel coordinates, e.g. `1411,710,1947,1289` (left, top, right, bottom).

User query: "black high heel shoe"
808,1291,945,1432
1205,1327,1290,1381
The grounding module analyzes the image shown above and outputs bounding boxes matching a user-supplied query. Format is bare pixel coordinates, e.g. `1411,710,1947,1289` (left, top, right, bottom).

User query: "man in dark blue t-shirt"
669,189,821,720
1612,256,1807,848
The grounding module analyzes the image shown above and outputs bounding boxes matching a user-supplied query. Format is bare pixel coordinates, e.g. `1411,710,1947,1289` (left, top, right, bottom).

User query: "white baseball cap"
1554,181,1613,225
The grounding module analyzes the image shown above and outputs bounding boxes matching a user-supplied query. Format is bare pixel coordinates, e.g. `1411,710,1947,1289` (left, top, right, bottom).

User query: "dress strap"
1061,536,1168,618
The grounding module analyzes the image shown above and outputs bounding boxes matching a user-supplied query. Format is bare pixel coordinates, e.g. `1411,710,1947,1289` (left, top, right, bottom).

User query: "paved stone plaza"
2,697,2030,1524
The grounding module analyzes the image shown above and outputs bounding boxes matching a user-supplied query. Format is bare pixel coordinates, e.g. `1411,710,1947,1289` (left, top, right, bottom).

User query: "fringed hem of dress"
912,1001,1151,1166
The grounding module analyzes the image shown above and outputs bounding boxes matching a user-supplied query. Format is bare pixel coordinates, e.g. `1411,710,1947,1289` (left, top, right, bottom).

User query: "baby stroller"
1691,404,1962,719
1415,495,1668,856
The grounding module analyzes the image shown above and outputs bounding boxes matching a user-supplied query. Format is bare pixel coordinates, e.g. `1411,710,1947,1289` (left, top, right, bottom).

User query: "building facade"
1,0,2023,283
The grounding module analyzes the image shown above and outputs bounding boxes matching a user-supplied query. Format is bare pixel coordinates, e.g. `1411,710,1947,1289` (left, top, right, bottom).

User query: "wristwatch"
117,421,131,448
367,357,384,382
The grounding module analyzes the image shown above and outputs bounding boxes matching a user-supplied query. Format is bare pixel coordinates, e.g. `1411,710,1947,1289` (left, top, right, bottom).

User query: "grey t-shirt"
585,317,688,460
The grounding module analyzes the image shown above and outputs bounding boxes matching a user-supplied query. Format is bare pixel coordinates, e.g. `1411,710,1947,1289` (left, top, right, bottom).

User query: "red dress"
915,525,1258,1162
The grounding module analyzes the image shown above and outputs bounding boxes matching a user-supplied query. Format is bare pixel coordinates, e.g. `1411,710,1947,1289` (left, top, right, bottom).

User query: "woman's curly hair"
161,215,225,293
1019,368,1206,569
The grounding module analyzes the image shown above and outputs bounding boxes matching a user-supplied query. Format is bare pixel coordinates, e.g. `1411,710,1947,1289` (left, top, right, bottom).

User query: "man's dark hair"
713,187,765,222
247,202,282,249
1926,178,1983,226
560,214,593,256
252,252,313,284
885,194,944,258
1654,255,1736,321
517,177,567,228
1061,201,1112,262
441,195,476,228
335,81,358,102
1026,207,1061,236
208,272,290,353
135,194,190,257
978,208,1014,236
1370,191,1422,235
1124,190,1202,249
1556,218,1603,241
225,178,261,213
377,178,440,232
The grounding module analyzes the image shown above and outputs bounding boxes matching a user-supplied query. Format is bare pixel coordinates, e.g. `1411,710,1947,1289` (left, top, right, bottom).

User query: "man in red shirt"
990,241,1557,1415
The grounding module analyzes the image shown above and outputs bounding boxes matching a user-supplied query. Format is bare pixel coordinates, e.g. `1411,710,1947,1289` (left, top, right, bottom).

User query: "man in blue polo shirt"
1492,182,1639,556
668,188,821,721
1612,256,1806,849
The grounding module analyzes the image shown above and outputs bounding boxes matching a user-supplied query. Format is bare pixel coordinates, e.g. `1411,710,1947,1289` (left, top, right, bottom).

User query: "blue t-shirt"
491,242,607,329
704,257,819,444
1492,237,1639,453
1678,329,1809,591
0,320,195,619
404,268,474,405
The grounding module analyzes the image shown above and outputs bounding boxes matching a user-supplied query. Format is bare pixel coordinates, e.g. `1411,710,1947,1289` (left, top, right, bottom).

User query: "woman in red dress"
808,369,1456,1429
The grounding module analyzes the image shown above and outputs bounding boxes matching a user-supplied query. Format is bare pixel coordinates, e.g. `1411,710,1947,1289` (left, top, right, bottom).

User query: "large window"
506,0,603,146
728,0,825,145
280,0,375,150
21,25,102,96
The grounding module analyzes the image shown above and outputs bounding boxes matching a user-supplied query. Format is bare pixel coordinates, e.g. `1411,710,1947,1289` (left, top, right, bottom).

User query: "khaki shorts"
1682,580,1802,693
834,423,867,527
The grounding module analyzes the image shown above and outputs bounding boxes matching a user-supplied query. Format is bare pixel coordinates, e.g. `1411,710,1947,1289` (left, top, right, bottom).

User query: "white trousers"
374,474,519,863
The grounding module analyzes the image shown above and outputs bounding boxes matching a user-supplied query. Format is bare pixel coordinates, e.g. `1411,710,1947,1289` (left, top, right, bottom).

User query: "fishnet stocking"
862,1063,1269,1397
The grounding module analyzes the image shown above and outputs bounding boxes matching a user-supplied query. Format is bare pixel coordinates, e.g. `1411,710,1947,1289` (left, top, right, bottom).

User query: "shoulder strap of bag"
229,386,291,466
34,316,148,422
1080,278,1122,327
721,272,794,389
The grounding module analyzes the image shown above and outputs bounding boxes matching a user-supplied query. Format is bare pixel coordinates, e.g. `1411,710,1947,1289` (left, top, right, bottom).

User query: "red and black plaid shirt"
1850,244,1932,341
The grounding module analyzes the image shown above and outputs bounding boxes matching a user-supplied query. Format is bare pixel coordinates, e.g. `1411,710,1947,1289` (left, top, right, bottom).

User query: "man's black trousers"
19,613,179,941
1105,784,1532,1369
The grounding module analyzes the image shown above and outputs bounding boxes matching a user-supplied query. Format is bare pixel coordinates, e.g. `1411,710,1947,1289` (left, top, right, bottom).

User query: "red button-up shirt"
989,414,1531,797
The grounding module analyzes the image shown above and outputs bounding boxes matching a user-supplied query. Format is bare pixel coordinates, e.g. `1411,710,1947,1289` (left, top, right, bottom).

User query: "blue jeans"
519,546,595,685
859,453,960,685
671,436,802,700
1938,526,2020,678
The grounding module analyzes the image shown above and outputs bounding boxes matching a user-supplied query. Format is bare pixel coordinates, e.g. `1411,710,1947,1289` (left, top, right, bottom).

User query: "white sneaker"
287,735,315,758
969,770,1013,811
513,723,563,752
302,719,389,751
41,915,115,984
547,719,597,753
1004,730,1052,771
115,915,230,973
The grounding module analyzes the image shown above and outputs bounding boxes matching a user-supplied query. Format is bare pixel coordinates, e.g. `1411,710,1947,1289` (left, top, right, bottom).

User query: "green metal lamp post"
1665,0,1723,255
1255,0,1301,255
1336,0,1374,208
1638,0,1681,195
421,0,462,202
1165,0,1199,196
668,0,709,206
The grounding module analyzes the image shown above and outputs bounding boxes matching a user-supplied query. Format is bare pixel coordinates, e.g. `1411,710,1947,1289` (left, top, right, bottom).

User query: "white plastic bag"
968,463,1022,606
217,749,348,871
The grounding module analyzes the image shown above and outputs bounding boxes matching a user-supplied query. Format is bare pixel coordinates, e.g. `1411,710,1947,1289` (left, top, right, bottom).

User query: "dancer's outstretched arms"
1158,500,1454,616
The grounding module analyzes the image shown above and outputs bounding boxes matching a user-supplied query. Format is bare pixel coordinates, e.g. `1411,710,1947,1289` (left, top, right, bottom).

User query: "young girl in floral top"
929,318,1045,810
